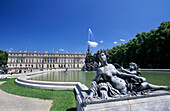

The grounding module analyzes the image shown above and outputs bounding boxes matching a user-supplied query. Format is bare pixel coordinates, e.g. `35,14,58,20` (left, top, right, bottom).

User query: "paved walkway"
0,81,52,111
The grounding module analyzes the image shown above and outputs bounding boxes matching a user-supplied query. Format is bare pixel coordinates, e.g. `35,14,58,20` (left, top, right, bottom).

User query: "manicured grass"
0,78,10,81
0,79,76,111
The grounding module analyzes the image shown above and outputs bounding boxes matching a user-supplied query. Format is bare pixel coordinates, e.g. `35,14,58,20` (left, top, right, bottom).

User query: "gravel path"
0,81,52,111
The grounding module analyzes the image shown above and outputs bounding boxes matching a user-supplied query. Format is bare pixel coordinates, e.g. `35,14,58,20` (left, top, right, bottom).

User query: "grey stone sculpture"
114,62,141,76
86,49,170,102
81,45,98,71
0,65,8,74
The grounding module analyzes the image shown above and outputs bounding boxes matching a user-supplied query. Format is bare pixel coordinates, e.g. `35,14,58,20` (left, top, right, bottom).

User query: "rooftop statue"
86,49,170,102
81,45,98,71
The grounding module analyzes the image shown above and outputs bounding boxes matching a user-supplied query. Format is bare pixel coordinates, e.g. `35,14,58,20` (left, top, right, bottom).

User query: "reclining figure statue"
86,50,170,102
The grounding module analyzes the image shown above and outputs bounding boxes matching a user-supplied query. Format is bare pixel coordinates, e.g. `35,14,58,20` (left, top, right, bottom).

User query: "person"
87,50,170,100
30,68,32,72
19,69,22,73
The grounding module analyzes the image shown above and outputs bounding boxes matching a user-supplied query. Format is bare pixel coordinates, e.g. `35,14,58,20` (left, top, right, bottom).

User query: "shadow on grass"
66,108,76,111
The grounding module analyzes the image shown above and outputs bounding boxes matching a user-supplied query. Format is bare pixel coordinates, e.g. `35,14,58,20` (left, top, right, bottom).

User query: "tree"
93,21,170,68
0,50,8,67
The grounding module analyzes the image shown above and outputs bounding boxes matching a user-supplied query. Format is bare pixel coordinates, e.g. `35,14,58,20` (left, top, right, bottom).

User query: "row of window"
10,53,85,57
9,64,80,68
9,58,82,63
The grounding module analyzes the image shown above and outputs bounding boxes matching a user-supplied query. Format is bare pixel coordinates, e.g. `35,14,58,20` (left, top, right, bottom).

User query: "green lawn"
0,79,76,111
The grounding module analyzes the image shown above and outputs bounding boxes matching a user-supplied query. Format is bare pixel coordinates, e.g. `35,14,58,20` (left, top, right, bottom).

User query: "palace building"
7,51,86,69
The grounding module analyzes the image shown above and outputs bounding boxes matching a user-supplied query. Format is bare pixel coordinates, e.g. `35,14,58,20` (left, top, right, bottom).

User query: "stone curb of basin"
14,69,88,90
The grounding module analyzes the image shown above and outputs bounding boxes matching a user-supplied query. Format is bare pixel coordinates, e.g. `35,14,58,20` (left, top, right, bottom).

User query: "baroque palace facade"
7,51,86,69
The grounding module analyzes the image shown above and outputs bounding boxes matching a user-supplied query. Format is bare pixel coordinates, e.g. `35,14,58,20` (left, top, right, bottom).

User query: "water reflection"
30,71,170,88
30,70,96,88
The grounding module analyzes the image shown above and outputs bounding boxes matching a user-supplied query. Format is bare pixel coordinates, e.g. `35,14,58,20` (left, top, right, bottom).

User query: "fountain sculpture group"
81,45,98,71
85,49,170,102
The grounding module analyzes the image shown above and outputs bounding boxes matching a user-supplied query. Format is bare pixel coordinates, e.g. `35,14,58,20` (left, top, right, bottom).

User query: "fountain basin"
15,70,88,90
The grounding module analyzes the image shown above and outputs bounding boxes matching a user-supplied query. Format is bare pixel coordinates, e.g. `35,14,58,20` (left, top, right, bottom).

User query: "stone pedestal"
75,85,170,111
84,95,170,111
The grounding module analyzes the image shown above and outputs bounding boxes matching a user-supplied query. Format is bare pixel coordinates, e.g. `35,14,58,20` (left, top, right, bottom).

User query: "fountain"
81,45,98,71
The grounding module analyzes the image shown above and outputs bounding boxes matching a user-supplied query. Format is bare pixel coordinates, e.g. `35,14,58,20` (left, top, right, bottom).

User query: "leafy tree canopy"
0,50,8,67
94,21,170,68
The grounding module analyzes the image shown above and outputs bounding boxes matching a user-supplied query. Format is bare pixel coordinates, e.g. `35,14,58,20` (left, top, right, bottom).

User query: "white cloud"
100,40,103,43
120,39,125,42
59,49,64,51
10,48,13,50
87,41,98,47
114,42,117,44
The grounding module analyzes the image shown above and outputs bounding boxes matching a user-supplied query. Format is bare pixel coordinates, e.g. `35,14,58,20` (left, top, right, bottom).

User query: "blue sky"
0,0,170,54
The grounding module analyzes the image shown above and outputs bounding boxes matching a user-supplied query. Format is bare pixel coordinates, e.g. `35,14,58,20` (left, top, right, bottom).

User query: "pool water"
30,70,170,88
30,70,96,88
